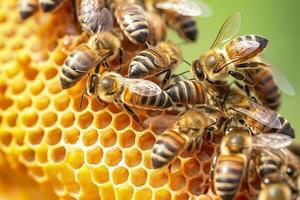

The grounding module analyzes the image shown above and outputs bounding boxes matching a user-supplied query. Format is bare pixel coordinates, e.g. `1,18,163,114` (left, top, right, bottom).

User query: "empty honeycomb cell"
35,95,50,110
4,63,20,78
30,79,45,95
63,128,80,144
169,173,186,191
0,78,7,93
13,128,25,146
16,51,31,67
60,112,75,128
44,67,58,80
82,129,98,146
169,158,181,173
5,111,17,127
54,94,70,111
138,132,155,151
130,168,147,187
36,148,48,164
48,80,62,94
29,166,45,179
112,167,129,185
22,148,35,162
91,166,109,184
24,67,39,80
27,127,44,145
149,171,168,188
105,147,122,167
119,130,135,148
41,111,57,127
154,189,171,200
174,193,189,200
78,111,93,129
198,144,215,162
47,128,62,145
86,146,103,165
20,110,38,127
188,177,204,196
66,148,84,169
184,158,201,177
90,98,106,112
49,146,66,163
203,161,213,175
134,188,152,200
143,152,153,169
107,104,122,114
11,79,26,94
0,96,13,110
99,183,116,200
52,49,67,65
113,113,130,130
72,96,88,112
95,111,112,129
4,28,15,38
100,128,116,147
115,185,133,200
16,94,32,110
11,39,23,50
124,148,142,167
0,130,12,146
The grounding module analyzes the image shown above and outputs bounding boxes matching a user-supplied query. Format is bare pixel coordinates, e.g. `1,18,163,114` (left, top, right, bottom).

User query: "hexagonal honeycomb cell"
0,1,248,200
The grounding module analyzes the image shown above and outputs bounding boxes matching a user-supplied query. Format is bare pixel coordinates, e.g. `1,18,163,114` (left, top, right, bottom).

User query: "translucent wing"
146,44,167,67
117,77,162,96
270,66,295,96
144,114,180,129
210,13,241,49
234,100,282,129
250,133,293,149
97,8,114,33
156,0,212,17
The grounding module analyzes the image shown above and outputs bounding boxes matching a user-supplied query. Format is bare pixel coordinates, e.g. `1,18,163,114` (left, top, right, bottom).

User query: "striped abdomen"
165,80,206,106
152,129,187,168
226,35,268,61
76,0,105,35
121,87,173,110
39,0,64,12
115,4,148,44
128,48,168,78
256,151,281,178
214,155,245,200
60,44,99,89
246,68,281,111
19,0,38,19
164,11,197,41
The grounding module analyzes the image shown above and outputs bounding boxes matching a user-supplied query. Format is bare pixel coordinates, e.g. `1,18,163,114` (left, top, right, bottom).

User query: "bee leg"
79,87,87,109
96,96,107,106
229,70,245,81
161,69,172,89
122,103,145,129
95,63,101,74
103,62,111,70
119,48,124,65
210,152,219,194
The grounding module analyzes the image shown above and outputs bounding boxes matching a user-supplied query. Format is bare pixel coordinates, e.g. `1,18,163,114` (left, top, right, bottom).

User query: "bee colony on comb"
0,0,299,200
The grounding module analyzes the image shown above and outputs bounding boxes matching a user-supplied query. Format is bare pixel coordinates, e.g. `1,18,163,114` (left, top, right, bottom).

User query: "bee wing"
146,44,167,67
155,0,212,17
250,133,293,149
233,100,282,129
72,44,101,72
270,66,295,96
117,77,162,96
144,114,180,129
97,8,114,33
210,13,241,49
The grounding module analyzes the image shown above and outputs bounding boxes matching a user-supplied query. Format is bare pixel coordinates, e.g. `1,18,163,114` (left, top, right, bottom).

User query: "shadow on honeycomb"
0,1,252,200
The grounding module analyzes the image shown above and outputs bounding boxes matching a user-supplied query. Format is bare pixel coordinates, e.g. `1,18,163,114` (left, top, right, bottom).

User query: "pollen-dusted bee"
146,11,167,45
39,0,64,12
19,0,38,19
60,8,121,89
224,90,295,138
128,41,181,86
115,3,149,44
85,71,173,125
192,13,268,85
155,0,212,41
236,57,295,111
212,124,292,200
150,105,227,168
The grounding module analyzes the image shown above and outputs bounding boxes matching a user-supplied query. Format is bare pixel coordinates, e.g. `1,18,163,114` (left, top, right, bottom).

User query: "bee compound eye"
286,165,297,177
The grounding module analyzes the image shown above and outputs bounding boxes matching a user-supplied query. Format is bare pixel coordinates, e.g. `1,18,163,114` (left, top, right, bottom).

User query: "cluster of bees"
19,0,300,199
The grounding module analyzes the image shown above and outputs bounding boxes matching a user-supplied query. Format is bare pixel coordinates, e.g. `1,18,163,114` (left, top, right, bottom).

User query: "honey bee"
146,11,167,45
192,13,269,85
155,0,212,41
39,0,64,12
115,3,149,44
212,124,292,200
236,57,295,111
128,41,182,87
224,90,295,138
60,8,121,89
19,0,38,19
164,80,207,106
85,71,173,126
151,105,227,168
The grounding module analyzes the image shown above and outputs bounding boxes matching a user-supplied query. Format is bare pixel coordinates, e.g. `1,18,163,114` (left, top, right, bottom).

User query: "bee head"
99,76,116,95
226,133,245,153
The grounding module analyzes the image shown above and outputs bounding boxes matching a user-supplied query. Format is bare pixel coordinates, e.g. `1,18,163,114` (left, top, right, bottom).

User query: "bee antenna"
182,59,191,66
79,87,87,110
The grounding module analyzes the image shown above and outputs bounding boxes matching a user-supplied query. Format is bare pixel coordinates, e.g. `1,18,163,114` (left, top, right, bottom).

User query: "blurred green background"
168,0,300,140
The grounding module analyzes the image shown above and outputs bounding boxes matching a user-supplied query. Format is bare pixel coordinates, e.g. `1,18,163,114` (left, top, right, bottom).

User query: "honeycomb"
0,1,249,200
